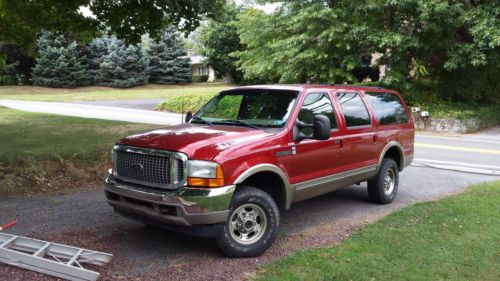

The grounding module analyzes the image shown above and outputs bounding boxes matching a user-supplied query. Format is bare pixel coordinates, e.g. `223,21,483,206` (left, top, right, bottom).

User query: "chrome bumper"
104,170,235,227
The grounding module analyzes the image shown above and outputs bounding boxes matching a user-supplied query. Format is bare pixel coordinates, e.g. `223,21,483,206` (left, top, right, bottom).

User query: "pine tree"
147,28,191,84
32,31,90,88
88,35,149,88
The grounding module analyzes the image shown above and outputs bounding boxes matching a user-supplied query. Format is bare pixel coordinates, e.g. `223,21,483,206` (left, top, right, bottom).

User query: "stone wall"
412,114,481,133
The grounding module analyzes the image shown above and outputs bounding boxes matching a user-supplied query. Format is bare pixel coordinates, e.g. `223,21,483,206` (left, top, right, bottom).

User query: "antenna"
181,84,185,124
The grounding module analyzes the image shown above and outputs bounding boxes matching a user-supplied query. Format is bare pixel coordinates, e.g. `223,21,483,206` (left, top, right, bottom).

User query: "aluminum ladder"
0,232,112,281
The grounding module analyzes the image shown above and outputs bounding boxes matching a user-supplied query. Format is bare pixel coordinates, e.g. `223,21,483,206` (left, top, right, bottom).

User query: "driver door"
291,92,344,201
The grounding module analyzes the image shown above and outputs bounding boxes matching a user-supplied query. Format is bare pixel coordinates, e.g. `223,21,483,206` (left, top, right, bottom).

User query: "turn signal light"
187,164,225,188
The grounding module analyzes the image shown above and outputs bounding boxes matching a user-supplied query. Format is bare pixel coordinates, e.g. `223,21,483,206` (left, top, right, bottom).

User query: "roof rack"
326,83,385,89
317,84,385,89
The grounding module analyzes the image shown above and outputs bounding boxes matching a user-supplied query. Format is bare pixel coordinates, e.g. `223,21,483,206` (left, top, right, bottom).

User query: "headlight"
187,160,224,187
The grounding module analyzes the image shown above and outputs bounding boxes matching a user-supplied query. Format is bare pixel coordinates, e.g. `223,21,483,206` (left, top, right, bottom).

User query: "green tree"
239,0,500,102
88,35,149,88
235,4,358,83
147,28,191,84
32,31,90,88
200,3,244,83
0,0,98,52
0,0,224,51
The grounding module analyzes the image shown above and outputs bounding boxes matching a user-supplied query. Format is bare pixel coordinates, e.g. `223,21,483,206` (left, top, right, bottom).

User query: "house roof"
190,55,205,65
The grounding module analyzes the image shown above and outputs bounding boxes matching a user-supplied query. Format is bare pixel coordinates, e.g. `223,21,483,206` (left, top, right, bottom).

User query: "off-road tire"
367,158,399,204
216,186,280,257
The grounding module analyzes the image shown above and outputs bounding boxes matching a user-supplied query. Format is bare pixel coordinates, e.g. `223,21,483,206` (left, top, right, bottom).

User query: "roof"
189,55,205,65
228,84,395,93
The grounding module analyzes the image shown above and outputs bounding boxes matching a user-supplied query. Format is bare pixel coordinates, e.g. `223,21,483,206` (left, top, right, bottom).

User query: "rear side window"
337,92,371,127
365,92,409,125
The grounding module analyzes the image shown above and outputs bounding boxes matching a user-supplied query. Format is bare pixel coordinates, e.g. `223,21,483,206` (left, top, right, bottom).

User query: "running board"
0,233,112,281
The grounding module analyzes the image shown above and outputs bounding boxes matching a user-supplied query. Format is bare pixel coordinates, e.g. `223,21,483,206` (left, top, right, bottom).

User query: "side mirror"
312,115,330,140
293,115,331,141
185,111,192,123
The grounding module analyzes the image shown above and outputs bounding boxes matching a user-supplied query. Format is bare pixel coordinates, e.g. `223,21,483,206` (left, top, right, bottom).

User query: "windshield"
191,89,299,129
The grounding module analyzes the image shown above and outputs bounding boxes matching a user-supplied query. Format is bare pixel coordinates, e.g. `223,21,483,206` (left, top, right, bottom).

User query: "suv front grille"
114,146,186,189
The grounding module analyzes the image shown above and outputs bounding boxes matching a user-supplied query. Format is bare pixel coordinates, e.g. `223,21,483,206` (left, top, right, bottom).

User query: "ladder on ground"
0,232,112,281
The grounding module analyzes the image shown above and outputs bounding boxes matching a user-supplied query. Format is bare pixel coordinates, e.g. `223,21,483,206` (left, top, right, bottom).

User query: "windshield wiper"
190,117,213,125
215,119,261,130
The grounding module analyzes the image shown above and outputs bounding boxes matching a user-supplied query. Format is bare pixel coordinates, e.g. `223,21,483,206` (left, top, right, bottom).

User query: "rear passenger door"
335,92,379,171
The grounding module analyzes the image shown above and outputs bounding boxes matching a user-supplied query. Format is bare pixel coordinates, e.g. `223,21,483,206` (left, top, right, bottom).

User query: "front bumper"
104,170,235,227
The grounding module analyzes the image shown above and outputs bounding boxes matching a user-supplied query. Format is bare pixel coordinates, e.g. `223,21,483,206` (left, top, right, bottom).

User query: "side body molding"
233,164,294,210
378,141,405,172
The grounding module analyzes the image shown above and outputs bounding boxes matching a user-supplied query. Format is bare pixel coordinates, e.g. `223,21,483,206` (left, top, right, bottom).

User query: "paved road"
414,134,500,175
0,100,182,125
70,99,165,110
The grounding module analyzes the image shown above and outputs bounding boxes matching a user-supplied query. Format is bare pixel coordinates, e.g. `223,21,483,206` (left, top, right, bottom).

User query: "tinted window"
337,92,371,127
298,93,337,136
365,92,409,125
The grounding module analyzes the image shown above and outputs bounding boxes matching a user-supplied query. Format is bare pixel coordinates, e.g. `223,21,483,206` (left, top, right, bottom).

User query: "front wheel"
367,158,399,204
216,186,280,257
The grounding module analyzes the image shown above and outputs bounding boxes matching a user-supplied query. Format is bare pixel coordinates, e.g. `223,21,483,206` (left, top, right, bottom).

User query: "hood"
117,124,272,160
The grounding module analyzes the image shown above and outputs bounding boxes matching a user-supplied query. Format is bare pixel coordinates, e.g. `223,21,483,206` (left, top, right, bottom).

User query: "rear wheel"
216,186,279,257
367,158,399,204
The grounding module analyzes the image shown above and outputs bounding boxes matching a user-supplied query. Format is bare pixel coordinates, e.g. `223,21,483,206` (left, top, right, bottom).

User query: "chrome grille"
113,146,186,189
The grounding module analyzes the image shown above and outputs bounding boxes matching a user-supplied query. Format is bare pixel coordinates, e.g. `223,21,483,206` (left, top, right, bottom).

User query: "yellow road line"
415,143,500,155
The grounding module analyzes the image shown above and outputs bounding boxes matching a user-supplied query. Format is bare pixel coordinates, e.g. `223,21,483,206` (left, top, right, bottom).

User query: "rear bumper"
104,170,235,227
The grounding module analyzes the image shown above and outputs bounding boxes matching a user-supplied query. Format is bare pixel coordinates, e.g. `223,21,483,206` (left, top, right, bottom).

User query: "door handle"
333,139,343,148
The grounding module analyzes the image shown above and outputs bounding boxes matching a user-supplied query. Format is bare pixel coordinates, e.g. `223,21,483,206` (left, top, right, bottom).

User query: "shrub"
192,75,209,82
0,54,17,85
155,94,216,113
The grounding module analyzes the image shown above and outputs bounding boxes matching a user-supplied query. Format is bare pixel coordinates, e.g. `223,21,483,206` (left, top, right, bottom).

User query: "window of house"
337,92,371,127
365,92,409,125
198,66,209,75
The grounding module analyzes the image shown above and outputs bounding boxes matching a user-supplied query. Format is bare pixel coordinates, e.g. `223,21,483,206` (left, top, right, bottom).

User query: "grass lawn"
0,106,158,196
255,181,500,281
0,83,230,102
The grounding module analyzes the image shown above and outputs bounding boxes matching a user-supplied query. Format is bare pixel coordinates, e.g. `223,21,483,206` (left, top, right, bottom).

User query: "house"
188,50,215,82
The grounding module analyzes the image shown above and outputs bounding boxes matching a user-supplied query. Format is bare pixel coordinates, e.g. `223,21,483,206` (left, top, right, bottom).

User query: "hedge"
155,93,216,113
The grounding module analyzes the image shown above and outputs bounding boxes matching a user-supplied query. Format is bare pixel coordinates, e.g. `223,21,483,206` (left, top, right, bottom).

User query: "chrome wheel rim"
229,203,267,245
383,169,396,195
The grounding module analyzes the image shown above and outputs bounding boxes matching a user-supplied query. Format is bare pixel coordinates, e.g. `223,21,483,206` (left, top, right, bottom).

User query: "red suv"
105,84,414,257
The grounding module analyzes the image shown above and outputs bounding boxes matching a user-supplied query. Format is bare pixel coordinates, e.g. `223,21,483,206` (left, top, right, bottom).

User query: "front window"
191,89,299,129
297,92,337,137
